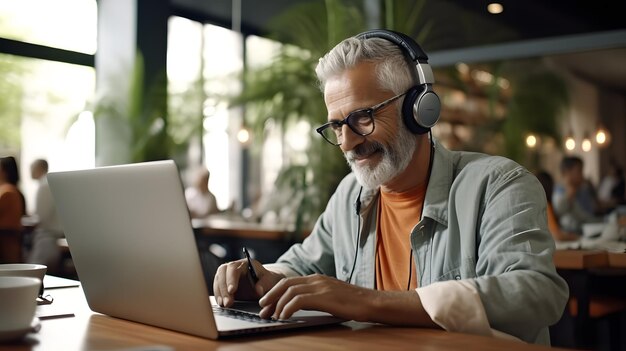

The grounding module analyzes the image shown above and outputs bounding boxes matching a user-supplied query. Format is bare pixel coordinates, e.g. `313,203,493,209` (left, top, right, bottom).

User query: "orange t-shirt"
375,183,427,291
0,183,23,230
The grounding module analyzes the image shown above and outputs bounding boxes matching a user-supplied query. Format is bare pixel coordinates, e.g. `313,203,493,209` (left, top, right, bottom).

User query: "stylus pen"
243,247,259,284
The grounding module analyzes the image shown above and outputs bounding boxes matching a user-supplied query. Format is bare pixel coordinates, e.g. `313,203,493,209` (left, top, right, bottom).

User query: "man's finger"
223,260,247,306
272,283,311,320
259,276,293,307
279,293,317,320
213,264,228,306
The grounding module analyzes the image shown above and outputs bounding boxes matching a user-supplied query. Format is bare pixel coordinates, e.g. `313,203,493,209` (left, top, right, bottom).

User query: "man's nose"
339,124,364,152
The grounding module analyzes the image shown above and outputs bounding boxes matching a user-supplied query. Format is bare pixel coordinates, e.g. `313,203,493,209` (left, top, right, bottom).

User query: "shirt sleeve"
416,280,522,342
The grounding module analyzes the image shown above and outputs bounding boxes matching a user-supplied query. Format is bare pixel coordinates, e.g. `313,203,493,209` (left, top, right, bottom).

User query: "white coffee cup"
0,264,47,282
0,276,40,332
582,222,606,238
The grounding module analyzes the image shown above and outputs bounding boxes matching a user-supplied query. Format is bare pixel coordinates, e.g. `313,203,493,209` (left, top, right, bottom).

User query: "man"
552,156,600,234
27,159,64,273
535,170,579,242
214,30,568,344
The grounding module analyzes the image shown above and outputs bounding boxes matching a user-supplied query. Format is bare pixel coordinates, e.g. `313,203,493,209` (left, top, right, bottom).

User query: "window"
0,0,97,54
168,17,244,210
0,54,95,210
0,0,97,211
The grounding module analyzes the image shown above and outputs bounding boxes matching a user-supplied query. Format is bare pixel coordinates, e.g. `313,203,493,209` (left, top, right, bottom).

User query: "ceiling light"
455,62,469,75
581,137,592,152
595,126,610,146
487,3,504,14
237,126,251,145
497,77,510,89
525,134,537,148
564,132,576,151
471,70,494,85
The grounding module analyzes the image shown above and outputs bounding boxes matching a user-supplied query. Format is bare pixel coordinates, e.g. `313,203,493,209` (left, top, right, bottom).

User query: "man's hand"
213,258,284,307
258,274,375,321
258,274,439,328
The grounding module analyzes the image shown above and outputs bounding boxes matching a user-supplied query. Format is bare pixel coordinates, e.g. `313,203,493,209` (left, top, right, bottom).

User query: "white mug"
0,276,41,332
0,264,47,282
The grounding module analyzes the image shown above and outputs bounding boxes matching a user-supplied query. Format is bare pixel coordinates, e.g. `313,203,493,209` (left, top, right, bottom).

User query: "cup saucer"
0,317,41,342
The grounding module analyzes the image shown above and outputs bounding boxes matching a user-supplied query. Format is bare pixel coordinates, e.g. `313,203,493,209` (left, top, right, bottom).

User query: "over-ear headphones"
355,29,440,135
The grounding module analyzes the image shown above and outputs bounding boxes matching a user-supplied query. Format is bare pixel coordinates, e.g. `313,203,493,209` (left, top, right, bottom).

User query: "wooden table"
0,285,574,351
553,250,609,269
192,217,299,240
192,218,301,263
608,252,626,267
553,249,626,269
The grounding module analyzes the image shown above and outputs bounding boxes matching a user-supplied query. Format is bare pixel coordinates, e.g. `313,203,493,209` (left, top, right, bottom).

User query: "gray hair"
315,37,418,94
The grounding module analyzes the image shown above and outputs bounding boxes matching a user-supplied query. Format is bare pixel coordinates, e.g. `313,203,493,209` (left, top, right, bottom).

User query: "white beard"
345,126,417,189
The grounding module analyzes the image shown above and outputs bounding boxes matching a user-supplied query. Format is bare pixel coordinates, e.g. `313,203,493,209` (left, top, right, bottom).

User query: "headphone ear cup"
402,86,421,134
402,86,433,134
414,87,441,131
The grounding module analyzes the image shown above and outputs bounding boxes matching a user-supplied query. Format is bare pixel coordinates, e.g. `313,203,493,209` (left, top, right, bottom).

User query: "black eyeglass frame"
315,91,407,146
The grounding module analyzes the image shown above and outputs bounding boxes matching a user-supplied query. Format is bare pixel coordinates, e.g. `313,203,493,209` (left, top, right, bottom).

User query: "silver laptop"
47,160,343,339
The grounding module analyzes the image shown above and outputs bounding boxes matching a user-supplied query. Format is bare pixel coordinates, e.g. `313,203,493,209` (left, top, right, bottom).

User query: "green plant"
451,59,569,167
168,77,206,163
229,0,432,234
0,54,26,151
89,51,198,165
89,52,169,163
437,58,569,169
501,63,569,165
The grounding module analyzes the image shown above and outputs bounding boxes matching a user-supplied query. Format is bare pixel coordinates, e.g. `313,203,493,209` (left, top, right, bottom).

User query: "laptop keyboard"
212,306,295,324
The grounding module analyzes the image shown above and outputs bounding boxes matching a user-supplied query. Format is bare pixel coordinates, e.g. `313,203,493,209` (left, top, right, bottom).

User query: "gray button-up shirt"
274,140,569,344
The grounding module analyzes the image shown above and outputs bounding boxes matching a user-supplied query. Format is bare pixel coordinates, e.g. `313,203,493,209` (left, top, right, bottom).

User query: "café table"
192,217,300,263
1,279,576,351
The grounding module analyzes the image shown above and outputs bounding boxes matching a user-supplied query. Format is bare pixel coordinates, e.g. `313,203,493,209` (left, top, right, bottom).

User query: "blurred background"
1,0,625,230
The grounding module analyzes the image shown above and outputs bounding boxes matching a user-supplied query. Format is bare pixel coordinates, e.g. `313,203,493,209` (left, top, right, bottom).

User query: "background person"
535,170,579,241
552,156,601,234
27,159,65,273
0,156,26,263
213,30,568,345
185,167,220,219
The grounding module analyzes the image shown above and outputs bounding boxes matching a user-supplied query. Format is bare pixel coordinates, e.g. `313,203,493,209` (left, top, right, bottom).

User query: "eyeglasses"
316,91,407,146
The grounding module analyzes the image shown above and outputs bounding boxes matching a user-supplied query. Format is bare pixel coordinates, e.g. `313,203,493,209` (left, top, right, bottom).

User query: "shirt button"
455,275,461,280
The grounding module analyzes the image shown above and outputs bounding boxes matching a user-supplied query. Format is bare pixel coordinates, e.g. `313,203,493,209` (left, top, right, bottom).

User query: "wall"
598,89,626,177
564,72,601,184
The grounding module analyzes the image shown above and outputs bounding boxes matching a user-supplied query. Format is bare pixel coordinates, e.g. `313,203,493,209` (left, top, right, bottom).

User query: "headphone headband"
356,29,429,63
356,29,434,85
